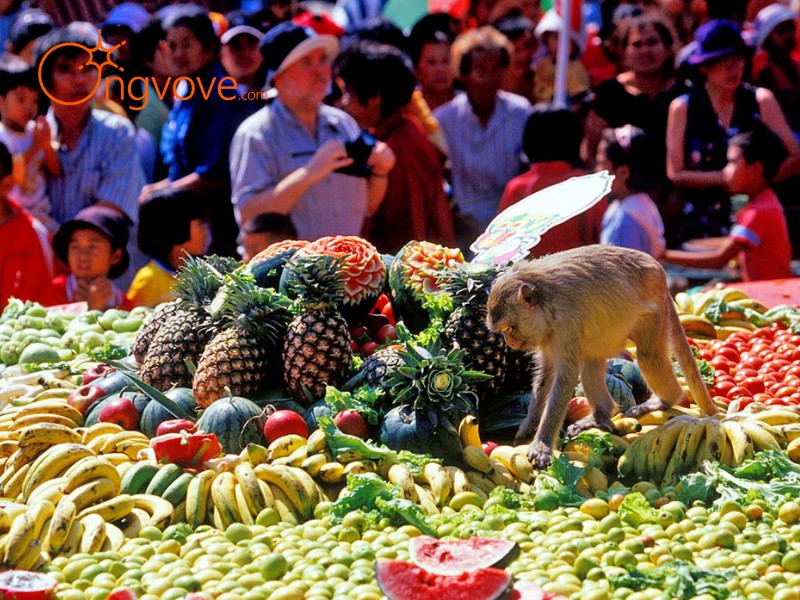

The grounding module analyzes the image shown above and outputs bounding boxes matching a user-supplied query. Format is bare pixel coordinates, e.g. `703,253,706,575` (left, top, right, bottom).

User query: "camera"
336,131,376,178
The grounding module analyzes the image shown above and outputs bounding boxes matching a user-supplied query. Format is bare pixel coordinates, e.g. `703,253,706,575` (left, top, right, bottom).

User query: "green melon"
195,395,266,454
140,387,199,438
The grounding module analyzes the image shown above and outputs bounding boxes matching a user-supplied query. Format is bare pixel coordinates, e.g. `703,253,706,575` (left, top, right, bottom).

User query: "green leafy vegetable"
704,299,744,325
532,454,586,507
617,492,657,527
88,342,130,361
565,430,614,455
324,385,382,425
610,560,734,599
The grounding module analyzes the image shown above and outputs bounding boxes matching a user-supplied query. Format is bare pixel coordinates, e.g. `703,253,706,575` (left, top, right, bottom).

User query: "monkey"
486,245,716,468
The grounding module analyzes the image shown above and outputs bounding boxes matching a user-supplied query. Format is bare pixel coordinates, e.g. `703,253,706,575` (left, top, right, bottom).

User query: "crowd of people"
2,0,800,314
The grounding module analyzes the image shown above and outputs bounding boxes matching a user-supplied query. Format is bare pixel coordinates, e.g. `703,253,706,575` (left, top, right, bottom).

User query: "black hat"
260,21,338,82
53,205,132,280
689,19,753,66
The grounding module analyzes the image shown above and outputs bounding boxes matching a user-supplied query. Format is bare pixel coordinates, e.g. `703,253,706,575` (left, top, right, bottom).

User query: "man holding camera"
230,22,395,241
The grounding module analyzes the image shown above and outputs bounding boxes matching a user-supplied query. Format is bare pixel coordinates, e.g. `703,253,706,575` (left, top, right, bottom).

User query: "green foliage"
324,385,383,425
610,560,734,599
88,341,130,361
532,455,586,507
565,430,615,455
618,492,657,527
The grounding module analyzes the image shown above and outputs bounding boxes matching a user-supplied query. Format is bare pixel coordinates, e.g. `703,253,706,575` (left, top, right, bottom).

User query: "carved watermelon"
0,570,58,600
248,240,310,289
408,536,520,575
375,560,511,600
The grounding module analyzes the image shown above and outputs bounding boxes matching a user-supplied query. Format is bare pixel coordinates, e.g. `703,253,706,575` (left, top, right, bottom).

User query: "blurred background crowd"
3,0,800,312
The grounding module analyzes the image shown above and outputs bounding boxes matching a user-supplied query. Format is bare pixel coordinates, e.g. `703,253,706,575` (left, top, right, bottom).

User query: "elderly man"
230,22,395,240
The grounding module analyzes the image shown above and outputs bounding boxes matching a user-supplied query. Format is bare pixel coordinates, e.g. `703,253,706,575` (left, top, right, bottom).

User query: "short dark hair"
244,212,297,238
356,17,408,53
601,125,655,192
706,0,747,22
138,188,210,260
523,107,583,165
161,4,218,52
730,125,788,182
334,41,416,119
408,13,457,65
0,55,37,95
34,23,97,89
0,141,12,177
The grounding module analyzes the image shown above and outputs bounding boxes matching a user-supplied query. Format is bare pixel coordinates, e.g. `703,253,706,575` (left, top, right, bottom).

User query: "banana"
79,513,107,554
612,417,642,436
728,298,769,313
776,423,800,443
45,497,77,555
78,494,135,522
306,429,328,455
254,464,312,520
3,512,34,565
465,471,496,495
2,463,30,499
57,516,83,557
389,463,418,501
0,440,18,458
636,411,672,427
86,433,117,453
418,462,451,507
7,442,50,472
244,443,269,466
146,463,184,497
162,472,194,507
13,414,80,431
28,498,55,538
444,466,470,496
719,287,749,303
27,476,66,506
119,507,150,538
462,444,492,474
679,314,717,339
674,292,695,313
115,439,150,461
211,471,241,528
22,443,95,501
739,420,782,452
490,445,534,483
15,400,84,425
132,494,174,528
17,423,82,447
233,483,255,525
234,463,266,516
185,469,215,528
718,319,755,331
488,459,518,490
458,415,482,448
751,409,800,426
413,484,439,516
100,431,149,454
695,417,724,465
66,476,117,511
62,457,121,495
272,445,308,468
647,417,695,481
666,418,706,484
300,452,329,477
266,483,299,525
692,289,723,314
120,462,160,495
723,420,753,467
103,522,125,552
257,479,276,510
267,434,307,462
787,437,800,462
81,422,124,444
343,461,371,476
13,539,43,570
288,465,326,506
317,462,345,484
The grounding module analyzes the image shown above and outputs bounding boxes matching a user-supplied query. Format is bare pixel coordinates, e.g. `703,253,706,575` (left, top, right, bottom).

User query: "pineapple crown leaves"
173,255,242,307
387,344,492,424
283,254,347,309
437,263,501,304
210,272,293,345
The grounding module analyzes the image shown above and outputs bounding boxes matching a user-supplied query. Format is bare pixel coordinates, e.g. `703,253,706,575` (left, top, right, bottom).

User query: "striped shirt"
230,97,368,241
46,108,145,225
434,91,532,232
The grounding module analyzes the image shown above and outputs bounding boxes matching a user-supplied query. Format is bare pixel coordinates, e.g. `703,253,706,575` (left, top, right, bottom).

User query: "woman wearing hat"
665,18,800,245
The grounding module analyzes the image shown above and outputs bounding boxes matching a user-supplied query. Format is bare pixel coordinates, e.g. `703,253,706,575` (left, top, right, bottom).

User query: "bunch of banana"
674,287,770,340
9,398,84,430
85,428,149,463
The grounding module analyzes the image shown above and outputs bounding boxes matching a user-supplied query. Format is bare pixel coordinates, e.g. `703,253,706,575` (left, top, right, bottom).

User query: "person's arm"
757,87,800,181
662,236,743,269
665,96,727,189
581,109,609,167
365,141,396,218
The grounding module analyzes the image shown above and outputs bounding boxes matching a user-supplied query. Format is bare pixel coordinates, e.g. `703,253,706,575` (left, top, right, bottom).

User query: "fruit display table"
727,278,800,309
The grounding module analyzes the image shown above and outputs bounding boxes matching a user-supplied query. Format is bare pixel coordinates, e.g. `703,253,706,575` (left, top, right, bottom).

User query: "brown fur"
486,245,714,468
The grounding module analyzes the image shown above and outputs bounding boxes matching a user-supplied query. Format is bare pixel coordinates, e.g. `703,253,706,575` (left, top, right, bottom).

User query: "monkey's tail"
670,311,718,416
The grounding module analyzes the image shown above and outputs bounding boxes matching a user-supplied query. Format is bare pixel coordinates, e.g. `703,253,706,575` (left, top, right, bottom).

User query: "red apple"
374,324,396,344
365,313,390,336
349,325,370,343
68,384,107,415
81,364,114,385
99,396,140,430
263,410,308,445
156,419,196,436
360,341,378,357
482,440,498,456
334,409,369,438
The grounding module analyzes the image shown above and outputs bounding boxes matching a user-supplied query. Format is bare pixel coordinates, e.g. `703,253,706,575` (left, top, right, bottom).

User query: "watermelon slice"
375,559,511,600
408,536,519,575
0,571,58,600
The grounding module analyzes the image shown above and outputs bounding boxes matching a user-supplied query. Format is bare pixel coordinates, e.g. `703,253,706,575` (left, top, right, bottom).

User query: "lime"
225,523,253,544
534,490,559,511
260,554,288,581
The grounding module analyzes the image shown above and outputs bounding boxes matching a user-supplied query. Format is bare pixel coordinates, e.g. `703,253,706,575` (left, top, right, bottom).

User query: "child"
127,188,211,308
0,55,60,232
662,126,792,281
239,212,297,263
0,140,52,309
47,205,133,310
532,9,591,106
596,125,666,258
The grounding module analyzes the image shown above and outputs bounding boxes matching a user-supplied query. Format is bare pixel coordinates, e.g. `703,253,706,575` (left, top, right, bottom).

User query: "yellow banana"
254,464,311,520
267,483,299,525
103,522,125,552
81,423,124,444
22,443,95,501
647,416,696,481
267,434,307,462
674,292,694,313
306,429,328,454
257,479,276,510
389,463,418,501
45,497,77,555
272,445,308,468
636,411,671,427
462,445,492,474
234,463,266,517
418,462,451,507
695,417,724,465
185,469,215,529
720,287,749,303
119,507,150,538
413,483,439,516
26,476,66,506
7,442,49,473
29,498,55,538
739,420,782,452
3,512,34,565
17,423,81,448
12,539,43,570
3,463,30,499
210,471,240,528
66,476,117,511
317,462,345,484
58,516,84,557
132,494,174,528
752,409,800,426
77,494,135,522
465,470,495,495
722,421,751,467
444,466,470,496
300,452,329,477
62,457,120,495
13,414,80,431
15,400,84,426
99,431,149,454
233,484,255,525
79,513,107,554
244,443,269,466
458,415,482,448
490,445,534,483
679,314,717,339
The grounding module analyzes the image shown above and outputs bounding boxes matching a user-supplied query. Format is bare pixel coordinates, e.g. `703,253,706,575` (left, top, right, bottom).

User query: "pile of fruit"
7,236,800,600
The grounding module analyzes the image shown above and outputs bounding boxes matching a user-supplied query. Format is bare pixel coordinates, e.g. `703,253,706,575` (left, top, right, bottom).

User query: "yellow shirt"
127,260,176,308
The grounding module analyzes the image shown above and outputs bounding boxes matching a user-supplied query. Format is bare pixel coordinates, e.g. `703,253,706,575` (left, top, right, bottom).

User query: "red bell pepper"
151,431,222,466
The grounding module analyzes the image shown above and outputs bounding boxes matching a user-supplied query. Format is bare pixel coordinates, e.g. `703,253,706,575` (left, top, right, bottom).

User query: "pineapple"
282,255,354,405
138,256,237,391
132,299,180,364
441,263,507,396
192,274,292,407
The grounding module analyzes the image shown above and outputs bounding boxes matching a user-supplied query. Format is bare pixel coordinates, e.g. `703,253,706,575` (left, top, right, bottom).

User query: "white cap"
754,4,797,47
221,24,263,45
534,9,582,49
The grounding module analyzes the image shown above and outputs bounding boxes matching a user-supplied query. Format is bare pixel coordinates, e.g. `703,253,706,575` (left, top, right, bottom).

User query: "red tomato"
361,341,379,356
727,332,751,344
709,357,733,373
740,378,765,395
697,349,714,361
764,360,790,372
753,393,772,404
374,324,397,345
717,346,741,362
714,380,735,396
766,397,790,407
739,352,764,369
753,328,775,341
789,393,800,404
777,386,798,398
727,386,753,400
263,410,308,445
738,396,755,408
733,368,758,382
775,343,797,355
751,342,772,355
791,348,800,362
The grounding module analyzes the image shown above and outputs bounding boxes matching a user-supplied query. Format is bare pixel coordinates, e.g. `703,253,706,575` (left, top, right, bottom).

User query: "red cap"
292,11,345,37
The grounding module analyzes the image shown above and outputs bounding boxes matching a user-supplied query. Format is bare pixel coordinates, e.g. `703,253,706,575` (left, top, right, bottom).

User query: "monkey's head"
486,273,546,350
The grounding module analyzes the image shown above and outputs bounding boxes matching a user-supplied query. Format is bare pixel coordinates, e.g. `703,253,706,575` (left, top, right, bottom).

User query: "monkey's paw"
527,440,553,469
625,398,665,419
565,417,612,438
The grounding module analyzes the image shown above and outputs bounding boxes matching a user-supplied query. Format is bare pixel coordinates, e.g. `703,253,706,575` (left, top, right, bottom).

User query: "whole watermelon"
196,395,266,453
380,405,462,462
139,388,199,438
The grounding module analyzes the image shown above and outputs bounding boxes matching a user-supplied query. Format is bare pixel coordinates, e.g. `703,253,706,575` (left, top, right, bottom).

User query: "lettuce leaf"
618,492,657,526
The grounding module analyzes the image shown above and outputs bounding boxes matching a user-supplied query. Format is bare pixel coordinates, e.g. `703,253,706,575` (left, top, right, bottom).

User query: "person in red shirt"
45,205,134,310
334,41,455,254
0,141,52,310
499,107,606,257
662,126,793,281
